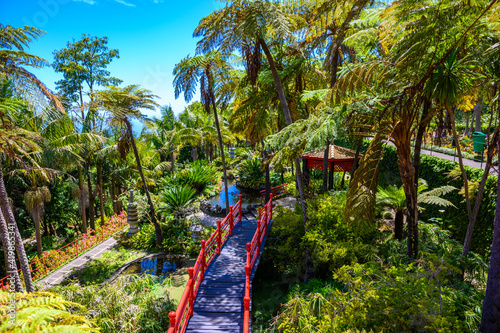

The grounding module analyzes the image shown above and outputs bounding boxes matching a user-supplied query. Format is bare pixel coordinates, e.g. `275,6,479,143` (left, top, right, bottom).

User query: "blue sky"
0,0,224,118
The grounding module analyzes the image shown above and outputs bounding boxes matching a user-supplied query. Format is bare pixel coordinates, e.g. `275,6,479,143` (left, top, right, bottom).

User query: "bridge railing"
167,194,243,333
0,211,127,290
260,184,287,203
243,193,273,333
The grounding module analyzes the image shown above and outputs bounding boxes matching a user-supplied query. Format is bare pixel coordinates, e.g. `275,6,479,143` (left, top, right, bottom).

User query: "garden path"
419,147,499,174
37,237,118,289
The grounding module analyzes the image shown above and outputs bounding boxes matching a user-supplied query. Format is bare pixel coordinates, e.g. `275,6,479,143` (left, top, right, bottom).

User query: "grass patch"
67,247,142,285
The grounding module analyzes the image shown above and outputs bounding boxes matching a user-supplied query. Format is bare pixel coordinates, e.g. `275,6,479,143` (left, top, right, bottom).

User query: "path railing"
260,184,287,203
243,193,273,333
0,211,127,290
167,195,243,333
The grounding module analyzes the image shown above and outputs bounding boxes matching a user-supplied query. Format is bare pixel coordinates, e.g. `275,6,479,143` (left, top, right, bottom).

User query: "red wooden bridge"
167,194,273,333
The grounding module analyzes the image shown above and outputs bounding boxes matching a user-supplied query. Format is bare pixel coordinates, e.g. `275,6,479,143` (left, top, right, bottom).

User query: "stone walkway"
37,237,119,289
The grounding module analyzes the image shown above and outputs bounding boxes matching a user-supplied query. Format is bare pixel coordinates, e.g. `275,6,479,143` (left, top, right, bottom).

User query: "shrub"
53,275,175,333
174,161,219,193
0,290,97,332
237,157,265,188
158,185,196,214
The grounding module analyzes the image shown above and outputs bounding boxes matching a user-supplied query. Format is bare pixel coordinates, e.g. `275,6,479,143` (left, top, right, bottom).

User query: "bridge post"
229,206,234,236
256,220,261,257
168,311,176,331
258,207,262,220
200,240,206,281
188,267,194,317
269,193,273,221
238,195,242,222
217,220,222,255
246,243,251,265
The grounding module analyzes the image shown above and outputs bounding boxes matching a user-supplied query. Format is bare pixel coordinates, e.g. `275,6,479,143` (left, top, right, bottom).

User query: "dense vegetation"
1,0,500,331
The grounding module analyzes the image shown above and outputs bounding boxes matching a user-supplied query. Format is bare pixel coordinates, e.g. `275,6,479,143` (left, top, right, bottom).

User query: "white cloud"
72,0,97,5
153,0,164,3
113,0,136,6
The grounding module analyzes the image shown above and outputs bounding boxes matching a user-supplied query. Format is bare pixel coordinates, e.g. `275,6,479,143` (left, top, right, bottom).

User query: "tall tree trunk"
86,165,95,231
449,109,473,231
34,212,42,257
480,112,500,331
261,138,271,203
350,137,362,183
474,100,483,132
98,164,105,226
413,98,431,185
110,178,117,215
463,97,500,257
322,139,331,194
394,210,404,241
464,112,470,136
171,152,176,174
210,92,230,214
0,165,34,292
260,37,311,280
0,209,23,292
125,119,163,247
394,137,418,259
78,166,87,233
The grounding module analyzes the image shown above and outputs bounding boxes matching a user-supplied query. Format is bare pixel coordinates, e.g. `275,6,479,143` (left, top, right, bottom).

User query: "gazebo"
300,144,360,190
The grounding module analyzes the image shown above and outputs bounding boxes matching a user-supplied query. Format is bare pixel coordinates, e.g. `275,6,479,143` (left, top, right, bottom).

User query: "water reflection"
208,182,261,207
123,257,177,277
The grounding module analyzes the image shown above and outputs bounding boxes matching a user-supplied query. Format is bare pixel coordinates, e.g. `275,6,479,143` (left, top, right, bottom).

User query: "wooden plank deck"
186,219,269,333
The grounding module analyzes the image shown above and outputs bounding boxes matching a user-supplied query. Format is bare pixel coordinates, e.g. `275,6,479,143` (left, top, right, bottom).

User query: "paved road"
419,147,498,175
37,237,119,289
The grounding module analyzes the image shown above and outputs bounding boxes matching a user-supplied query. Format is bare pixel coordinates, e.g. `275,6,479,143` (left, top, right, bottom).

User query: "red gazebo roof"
301,144,360,172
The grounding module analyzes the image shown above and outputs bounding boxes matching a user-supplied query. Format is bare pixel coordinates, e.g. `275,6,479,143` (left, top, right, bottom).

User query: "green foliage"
272,222,487,332
173,161,220,193
124,216,201,256
237,157,265,188
0,290,98,332
65,248,142,285
53,274,175,333
158,185,196,214
379,145,497,257
266,192,375,280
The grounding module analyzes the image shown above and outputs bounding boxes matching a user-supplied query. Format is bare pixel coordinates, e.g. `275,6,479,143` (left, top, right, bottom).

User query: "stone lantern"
127,190,139,236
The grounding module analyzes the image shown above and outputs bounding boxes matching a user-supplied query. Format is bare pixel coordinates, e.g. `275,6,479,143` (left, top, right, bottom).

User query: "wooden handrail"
243,193,273,333
167,194,243,333
260,184,287,202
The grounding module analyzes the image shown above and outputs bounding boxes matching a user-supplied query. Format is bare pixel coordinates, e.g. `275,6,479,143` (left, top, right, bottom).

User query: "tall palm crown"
0,24,64,113
173,51,233,213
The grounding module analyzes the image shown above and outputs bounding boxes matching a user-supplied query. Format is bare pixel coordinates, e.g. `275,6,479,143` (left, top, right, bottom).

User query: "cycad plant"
237,157,265,188
377,179,457,240
158,185,196,214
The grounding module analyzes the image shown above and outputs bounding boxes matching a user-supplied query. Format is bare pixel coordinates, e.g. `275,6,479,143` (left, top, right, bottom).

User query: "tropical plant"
237,157,265,188
94,84,164,248
173,50,233,214
173,162,219,193
158,185,196,214
0,290,98,332
376,180,457,240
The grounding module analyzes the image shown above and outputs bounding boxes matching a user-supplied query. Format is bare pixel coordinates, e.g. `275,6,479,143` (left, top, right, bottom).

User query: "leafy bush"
53,275,175,333
66,248,142,285
237,157,264,188
378,145,497,257
0,290,97,332
158,185,196,214
271,222,487,332
173,161,220,193
124,216,202,256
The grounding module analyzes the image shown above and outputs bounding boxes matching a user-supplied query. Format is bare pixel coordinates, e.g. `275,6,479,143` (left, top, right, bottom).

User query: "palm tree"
376,180,457,241
0,24,64,113
94,85,164,247
173,51,232,214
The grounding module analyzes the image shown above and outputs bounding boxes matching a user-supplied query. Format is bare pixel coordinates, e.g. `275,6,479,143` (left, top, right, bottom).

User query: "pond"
121,255,185,277
207,181,261,207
